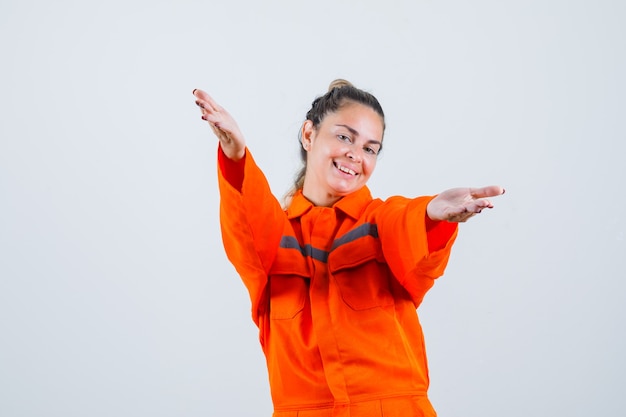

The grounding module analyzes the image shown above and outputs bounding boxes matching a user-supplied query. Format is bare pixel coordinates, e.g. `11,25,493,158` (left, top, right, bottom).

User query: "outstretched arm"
193,89,246,161
426,185,505,223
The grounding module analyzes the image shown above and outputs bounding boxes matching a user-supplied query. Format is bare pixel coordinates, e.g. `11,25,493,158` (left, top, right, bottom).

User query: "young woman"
193,80,504,417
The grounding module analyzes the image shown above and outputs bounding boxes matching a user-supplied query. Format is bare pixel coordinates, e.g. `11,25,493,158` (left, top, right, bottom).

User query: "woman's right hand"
193,89,246,161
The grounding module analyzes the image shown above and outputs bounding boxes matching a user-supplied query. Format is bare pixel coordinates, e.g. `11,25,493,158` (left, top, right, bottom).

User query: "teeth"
338,165,356,175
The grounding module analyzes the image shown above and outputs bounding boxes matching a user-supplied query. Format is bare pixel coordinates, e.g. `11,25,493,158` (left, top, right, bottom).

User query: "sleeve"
217,146,286,325
377,196,458,307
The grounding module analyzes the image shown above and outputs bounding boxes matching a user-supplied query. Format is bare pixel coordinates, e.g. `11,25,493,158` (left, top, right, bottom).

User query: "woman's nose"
346,147,362,162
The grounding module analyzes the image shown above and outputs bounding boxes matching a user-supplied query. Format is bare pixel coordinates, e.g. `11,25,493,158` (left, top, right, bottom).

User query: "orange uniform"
218,148,458,417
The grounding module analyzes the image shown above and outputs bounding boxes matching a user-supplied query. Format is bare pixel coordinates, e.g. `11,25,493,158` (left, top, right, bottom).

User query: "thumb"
470,186,506,199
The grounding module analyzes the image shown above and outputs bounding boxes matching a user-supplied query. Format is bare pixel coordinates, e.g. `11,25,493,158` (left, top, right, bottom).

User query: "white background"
1,1,624,416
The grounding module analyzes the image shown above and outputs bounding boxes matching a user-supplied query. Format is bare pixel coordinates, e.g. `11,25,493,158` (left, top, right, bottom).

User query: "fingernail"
192,89,198,95
502,188,506,194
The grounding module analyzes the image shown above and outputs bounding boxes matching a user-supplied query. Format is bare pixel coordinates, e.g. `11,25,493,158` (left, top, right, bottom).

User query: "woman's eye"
338,134,351,143
365,147,378,155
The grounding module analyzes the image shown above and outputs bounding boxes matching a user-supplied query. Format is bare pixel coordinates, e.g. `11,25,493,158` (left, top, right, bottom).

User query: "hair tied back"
328,79,354,92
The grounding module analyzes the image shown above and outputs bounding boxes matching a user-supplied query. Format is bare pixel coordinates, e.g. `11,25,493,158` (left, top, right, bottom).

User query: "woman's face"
301,102,384,207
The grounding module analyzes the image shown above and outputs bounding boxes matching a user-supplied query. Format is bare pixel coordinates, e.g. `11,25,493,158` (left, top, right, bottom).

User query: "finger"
196,100,209,118
201,113,231,133
469,185,505,199
195,98,216,114
193,89,222,112
447,210,476,223
467,199,493,213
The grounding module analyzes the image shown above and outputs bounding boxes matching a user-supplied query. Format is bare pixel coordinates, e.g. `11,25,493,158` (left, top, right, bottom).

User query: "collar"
286,186,373,220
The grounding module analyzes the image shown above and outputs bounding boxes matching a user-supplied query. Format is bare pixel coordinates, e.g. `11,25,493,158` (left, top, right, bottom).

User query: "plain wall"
1,1,624,416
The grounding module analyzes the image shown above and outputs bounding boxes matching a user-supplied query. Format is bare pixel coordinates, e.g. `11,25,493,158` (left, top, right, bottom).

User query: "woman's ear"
301,120,314,151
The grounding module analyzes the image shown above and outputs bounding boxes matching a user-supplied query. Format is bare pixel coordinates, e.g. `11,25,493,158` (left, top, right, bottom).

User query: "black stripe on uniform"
279,223,378,263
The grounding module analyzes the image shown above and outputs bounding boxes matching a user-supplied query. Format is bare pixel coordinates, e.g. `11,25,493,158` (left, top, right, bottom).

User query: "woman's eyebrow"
336,124,382,145
336,124,359,136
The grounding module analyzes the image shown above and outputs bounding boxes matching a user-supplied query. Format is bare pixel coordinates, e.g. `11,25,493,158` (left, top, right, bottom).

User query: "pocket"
329,238,394,311
268,247,310,320
268,274,308,319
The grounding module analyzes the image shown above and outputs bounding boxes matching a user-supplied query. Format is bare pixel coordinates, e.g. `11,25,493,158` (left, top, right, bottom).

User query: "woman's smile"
301,102,384,206
334,161,358,176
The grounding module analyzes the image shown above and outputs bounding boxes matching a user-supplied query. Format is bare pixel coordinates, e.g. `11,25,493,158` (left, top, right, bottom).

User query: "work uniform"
218,148,458,417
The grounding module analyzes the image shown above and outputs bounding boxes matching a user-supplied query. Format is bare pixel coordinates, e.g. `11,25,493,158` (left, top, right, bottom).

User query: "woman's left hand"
426,186,505,223
193,89,246,161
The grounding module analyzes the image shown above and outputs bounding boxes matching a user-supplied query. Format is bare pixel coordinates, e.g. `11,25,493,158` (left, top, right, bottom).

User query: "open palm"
427,186,505,223
193,89,246,161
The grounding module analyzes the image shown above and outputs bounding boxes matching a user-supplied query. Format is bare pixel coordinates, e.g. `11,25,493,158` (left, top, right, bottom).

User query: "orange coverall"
218,148,458,417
